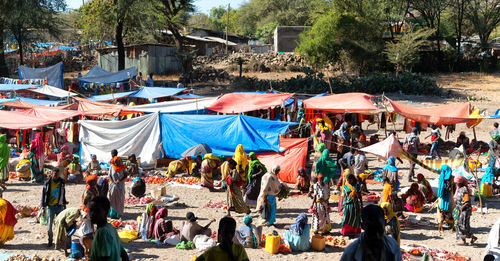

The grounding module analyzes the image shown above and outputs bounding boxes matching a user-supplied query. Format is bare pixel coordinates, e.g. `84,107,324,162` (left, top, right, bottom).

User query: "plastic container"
311,234,326,251
70,239,84,259
265,233,280,254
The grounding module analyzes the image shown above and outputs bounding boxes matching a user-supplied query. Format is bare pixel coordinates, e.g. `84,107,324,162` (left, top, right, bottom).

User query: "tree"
465,0,500,49
408,0,448,56
255,22,279,43
188,13,215,30
384,28,435,74
449,0,470,55
156,0,194,72
79,0,145,70
6,0,66,65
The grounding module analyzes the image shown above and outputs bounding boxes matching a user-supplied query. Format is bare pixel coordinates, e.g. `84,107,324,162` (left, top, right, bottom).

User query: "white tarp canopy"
122,97,217,113
30,85,77,98
360,134,403,160
79,113,161,167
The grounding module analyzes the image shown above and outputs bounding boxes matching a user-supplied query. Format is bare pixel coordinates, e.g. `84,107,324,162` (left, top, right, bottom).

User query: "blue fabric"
383,156,398,172
79,66,137,84
87,91,135,101
438,165,452,211
0,84,39,92
160,114,295,158
19,97,62,106
131,87,184,99
284,224,311,252
290,213,308,236
19,62,63,89
176,93,204,99
481,167,495,185
491,109,500,118
334,122,350,140
267,195,276,225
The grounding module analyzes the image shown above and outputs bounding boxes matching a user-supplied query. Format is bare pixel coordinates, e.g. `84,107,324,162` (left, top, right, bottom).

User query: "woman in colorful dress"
341,174,362,236
283,213,311,252
245,152,267,206
481,167,495,198
54,207,81,256
126,154,140,177
438,165,453,215
401,183,426,213
256,165,282,226
295,168,310,194
153,208,176,242
381,156,402,212
417,173,435,202
226,160,250,216
0,191,17,246
310,174,331,234
315,149,338,185
381,202,400,245
235,215,259,249
167,157,190,177
334,121,350,158
108,150,127,218
200,154,220,188
233,145,249,187
453,175,477,245
0,135,10,184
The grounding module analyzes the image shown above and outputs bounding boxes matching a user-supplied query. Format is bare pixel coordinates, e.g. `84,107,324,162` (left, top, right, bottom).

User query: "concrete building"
97,44,182,75
273,26,310,53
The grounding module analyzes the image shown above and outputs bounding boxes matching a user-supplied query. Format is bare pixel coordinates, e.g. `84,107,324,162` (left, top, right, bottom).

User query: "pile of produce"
403,244,470,261
325,236,347,247
14,205,39,218
204,201,227,210
172,177,201,185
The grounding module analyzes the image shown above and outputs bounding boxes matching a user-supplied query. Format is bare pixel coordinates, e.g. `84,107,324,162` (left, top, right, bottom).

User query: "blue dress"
283,224,311,252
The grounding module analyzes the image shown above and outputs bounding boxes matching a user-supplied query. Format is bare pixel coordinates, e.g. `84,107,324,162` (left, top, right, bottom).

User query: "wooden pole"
473,126,477,141
226,4,230,55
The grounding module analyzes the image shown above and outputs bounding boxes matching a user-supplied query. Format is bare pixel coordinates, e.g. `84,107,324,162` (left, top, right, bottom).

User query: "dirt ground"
1,73,500,260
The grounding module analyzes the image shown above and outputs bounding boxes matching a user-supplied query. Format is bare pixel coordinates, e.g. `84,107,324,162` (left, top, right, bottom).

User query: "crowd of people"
0,114,498,260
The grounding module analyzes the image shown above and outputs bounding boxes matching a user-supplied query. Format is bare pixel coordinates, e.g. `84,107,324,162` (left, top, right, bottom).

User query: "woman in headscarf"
245,152,267,206
315,149,338,185
196,217,248,261
57,145,72,167
381,156,401,212
126,154,139,177
452,175,477,245
86,154,102,176
417,173,435,202
334,121,351,158
341,174,362,236
153,208,176,242
295,168,310,194
29,146,44,183
201,154,220,188
54,207,81,256
226,159,250,216
481,167,495,198
0,192,17,246
310,174,331,234
401,183,425,213
233,145,249,186
146,204,159,239
80,175,98,257
167,157,190,177
108,149,127,218
31,132,45,172
67,156,83,183
256,165,282,226
311,143,326,179
82,175,99,211
0,135,10,183
235,215,259,249
438,165,453,213
283,213,311,252
381,202,400,245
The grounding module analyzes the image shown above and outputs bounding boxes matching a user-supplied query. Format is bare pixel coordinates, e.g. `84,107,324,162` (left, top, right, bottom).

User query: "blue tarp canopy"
87,91,135,101
0,97,62,106
79,66,137,84
18,62,64,89
291,92,328,107
130,87,185,99
160,114,296,158
0,84,39,92
176,93,204,99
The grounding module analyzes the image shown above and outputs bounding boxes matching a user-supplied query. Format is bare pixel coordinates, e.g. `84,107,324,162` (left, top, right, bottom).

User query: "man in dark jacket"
41,167,67,247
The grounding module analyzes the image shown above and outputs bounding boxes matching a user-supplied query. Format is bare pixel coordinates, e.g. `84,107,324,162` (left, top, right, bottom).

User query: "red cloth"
257,138,308,183
111,156,126,172
3,199,17,227
303,93,377,121
206,93,295,114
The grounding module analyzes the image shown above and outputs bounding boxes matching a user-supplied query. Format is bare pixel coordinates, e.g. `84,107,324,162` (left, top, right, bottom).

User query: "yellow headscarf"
381,202,400,245
233,144,248,172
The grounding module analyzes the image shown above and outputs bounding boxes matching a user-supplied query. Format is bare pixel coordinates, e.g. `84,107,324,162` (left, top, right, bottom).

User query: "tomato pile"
144,176,171,184
173,177,201,185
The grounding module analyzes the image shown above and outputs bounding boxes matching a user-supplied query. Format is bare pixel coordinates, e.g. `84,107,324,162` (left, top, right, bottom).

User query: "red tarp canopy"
206,93,295,114
257,138,308,183
0,110,53,129
303,92,377,113
387,98,474,125
14,107,81,122
0,99,42,109
72,97,123,117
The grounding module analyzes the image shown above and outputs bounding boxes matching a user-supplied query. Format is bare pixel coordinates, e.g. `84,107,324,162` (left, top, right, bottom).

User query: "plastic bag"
118,230,138,244
193,235,216,251
164,235,181,246
38,207,47,225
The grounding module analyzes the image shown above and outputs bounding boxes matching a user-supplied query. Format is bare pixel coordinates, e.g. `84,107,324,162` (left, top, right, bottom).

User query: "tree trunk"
18,39,24,66
116,20,125,71
239,63,242,77
0,29,8,76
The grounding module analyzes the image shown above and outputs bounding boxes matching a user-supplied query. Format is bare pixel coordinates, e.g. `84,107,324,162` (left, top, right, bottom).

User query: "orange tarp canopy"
206,93,295,114
303,92,377,113
387,98,475,125
72,97,123,117
0,99,43,109
257,138,308,184
0,110,53,129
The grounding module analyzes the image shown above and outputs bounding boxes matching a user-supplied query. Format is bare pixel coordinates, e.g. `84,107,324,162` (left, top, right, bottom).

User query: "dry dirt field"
1,73,499,261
